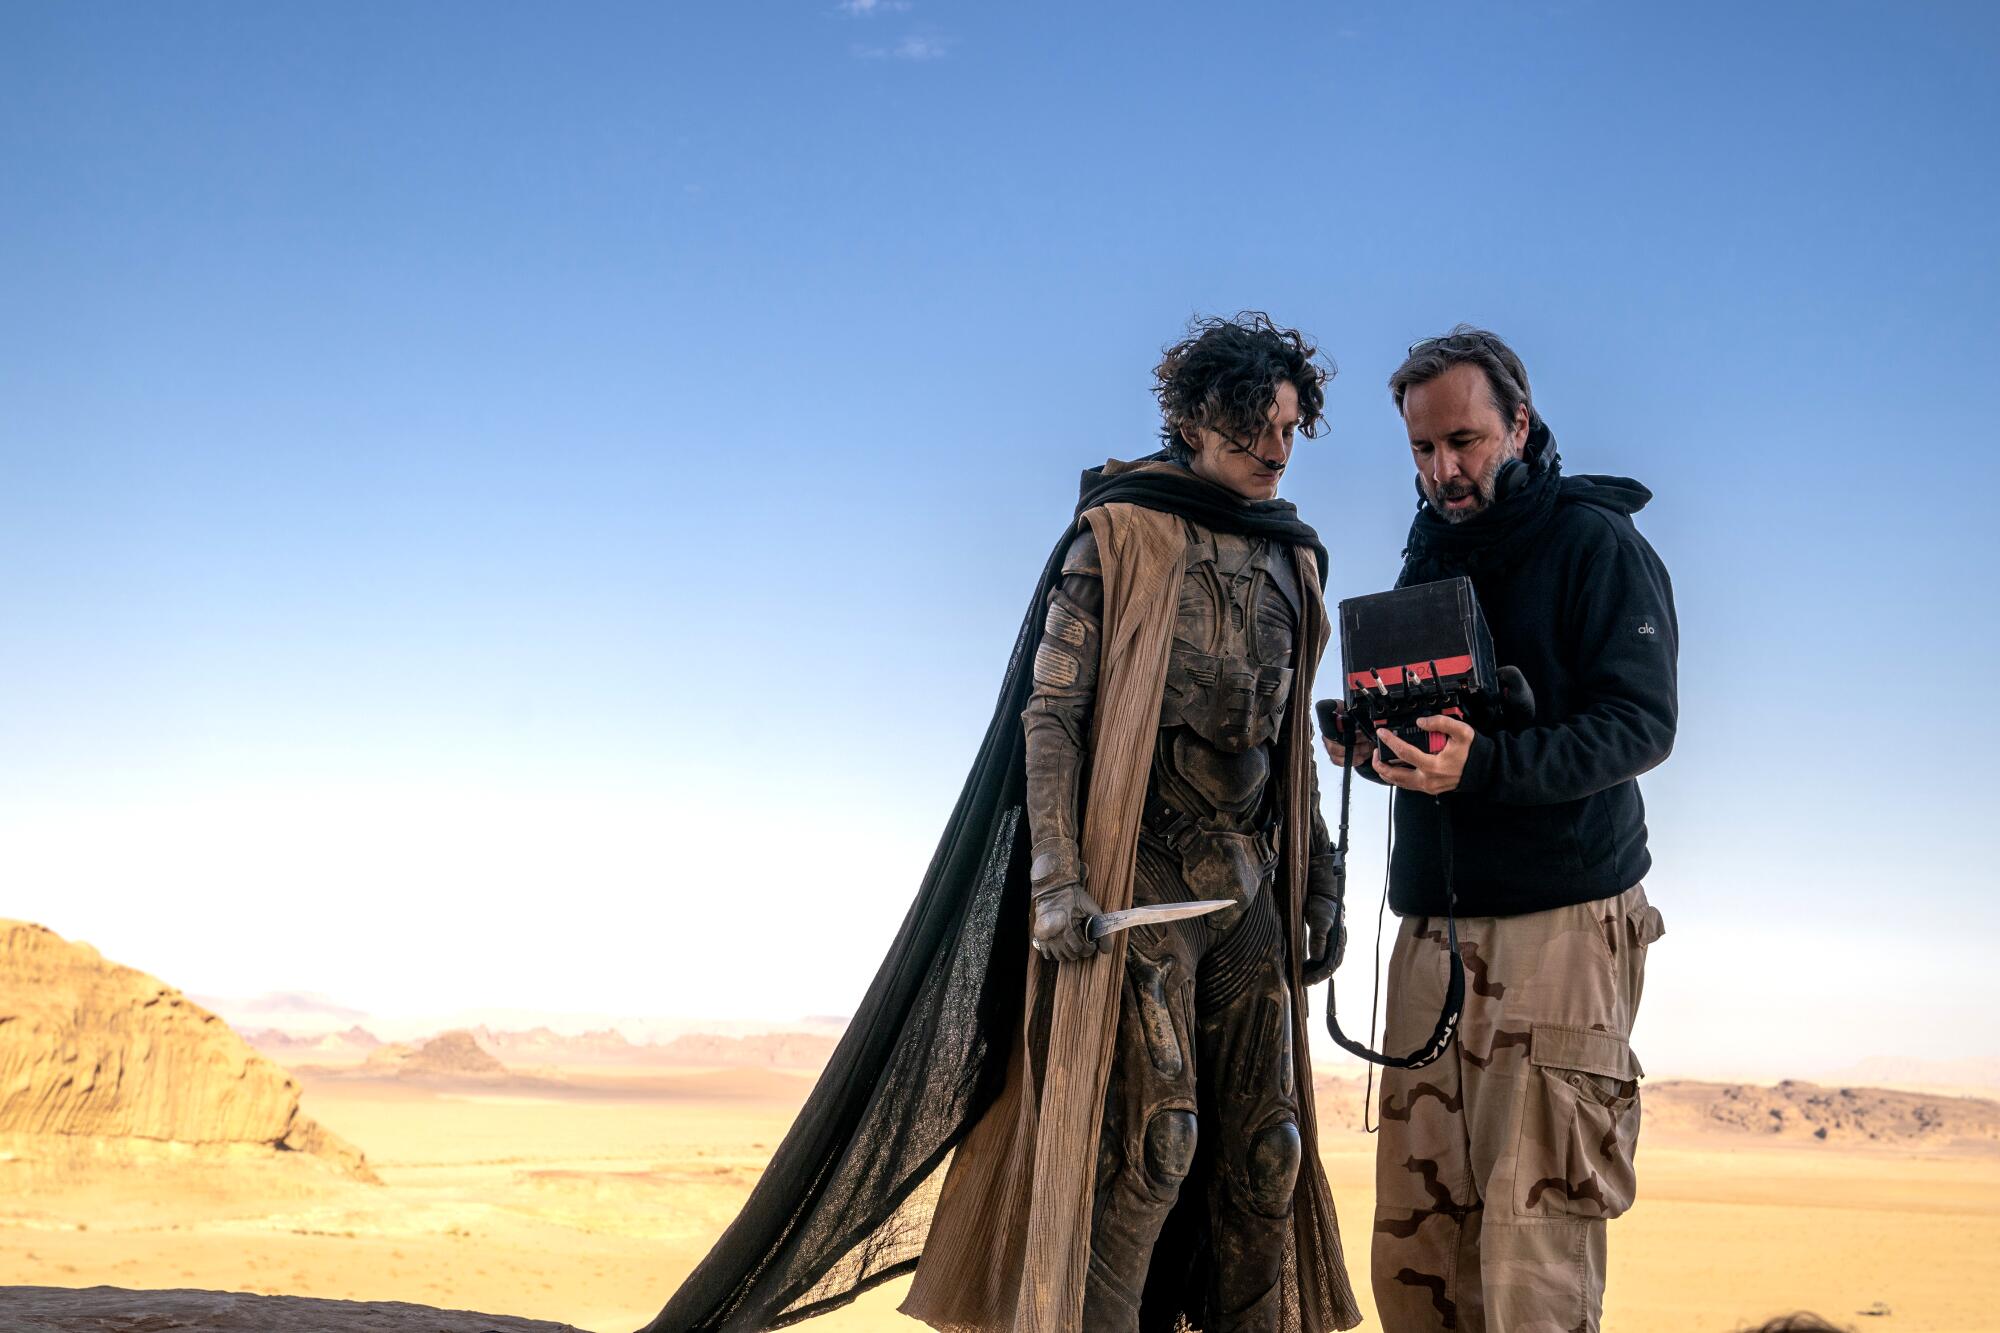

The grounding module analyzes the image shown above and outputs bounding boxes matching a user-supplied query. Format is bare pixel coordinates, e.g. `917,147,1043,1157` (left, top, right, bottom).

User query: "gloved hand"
1302,893,1346,986
1029,842,1104,964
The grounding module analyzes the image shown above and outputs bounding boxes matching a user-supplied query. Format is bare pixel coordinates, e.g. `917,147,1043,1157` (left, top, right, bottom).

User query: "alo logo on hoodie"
1637,620,1658,637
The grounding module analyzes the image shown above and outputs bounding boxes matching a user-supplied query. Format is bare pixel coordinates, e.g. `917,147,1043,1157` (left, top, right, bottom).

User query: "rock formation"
356,1028,512,1081
0,920,373,1179
404,1028,508,1077
1645,1077,2000,1147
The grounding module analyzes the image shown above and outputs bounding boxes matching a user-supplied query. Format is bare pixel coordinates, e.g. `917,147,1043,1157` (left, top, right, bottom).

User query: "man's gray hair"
1389,325,1534,427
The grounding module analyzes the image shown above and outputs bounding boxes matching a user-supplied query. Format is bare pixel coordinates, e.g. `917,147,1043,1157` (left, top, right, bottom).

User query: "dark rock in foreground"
0,1286,593,1332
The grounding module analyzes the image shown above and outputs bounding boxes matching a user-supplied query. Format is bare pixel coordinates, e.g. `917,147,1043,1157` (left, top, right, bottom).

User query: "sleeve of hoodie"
1455,521,1678,805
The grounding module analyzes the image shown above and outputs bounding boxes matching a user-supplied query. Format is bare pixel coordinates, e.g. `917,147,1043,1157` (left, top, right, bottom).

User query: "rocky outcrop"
0,1286,589,1331
403,1029,508,1077
356,1028,511,1081
0,920,373,1179
1646,1078,2000,1147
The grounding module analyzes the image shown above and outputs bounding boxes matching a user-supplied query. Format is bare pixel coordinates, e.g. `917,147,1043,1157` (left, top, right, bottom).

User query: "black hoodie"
1381,423,1678,917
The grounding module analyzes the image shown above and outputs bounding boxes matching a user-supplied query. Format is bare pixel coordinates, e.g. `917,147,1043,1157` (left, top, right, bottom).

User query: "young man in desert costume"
648,315,1361,1333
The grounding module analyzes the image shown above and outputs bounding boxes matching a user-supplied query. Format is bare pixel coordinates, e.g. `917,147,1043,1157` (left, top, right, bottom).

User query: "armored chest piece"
1160,528,1301,754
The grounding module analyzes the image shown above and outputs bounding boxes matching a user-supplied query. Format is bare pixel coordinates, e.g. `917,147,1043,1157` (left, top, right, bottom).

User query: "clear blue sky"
3,2,1995,1077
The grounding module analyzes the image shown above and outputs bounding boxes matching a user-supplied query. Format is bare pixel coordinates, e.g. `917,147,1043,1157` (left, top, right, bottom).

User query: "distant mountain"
652,1031,837,1068
473,1025,638,1065
1645,1078,2000,1148
244,1025,383,1060
189,991,374,1034
1306,1072,2000,1151
264,1023,840,1073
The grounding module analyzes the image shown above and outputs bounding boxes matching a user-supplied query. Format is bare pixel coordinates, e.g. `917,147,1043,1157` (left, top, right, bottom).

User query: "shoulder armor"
1060,526,1102,578
1295,546,1321,589
1181,520,1218,568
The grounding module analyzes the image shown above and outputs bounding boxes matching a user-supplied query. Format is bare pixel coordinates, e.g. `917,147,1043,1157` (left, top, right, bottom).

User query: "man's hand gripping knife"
1030,839,1104,964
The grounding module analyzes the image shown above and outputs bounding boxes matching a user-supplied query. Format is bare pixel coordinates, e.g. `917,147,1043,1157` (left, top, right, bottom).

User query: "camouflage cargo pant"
1372,883,1664,1333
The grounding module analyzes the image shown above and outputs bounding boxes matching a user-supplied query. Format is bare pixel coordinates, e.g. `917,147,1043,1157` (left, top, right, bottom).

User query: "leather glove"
1302,892,1346,986
1029,841,1104,964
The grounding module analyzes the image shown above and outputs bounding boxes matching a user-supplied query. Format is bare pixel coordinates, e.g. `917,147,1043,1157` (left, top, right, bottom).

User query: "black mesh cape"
644,460,1326,1332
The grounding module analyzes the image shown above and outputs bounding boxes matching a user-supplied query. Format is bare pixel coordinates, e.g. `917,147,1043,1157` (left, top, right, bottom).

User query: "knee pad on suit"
1143,1108,1198,1187
1243,1118,1301,1216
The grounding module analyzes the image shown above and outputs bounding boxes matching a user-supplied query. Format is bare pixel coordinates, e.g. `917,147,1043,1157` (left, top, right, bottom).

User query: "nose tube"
1231,433,1286,473
1254,433,1287,473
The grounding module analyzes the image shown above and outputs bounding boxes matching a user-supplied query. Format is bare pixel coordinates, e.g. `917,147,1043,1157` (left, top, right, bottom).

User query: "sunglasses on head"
1407,331,1501,357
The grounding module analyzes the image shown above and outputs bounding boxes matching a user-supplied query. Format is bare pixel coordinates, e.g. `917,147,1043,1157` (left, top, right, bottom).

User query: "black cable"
1362,789,1394,1134
1323,759,1464,1072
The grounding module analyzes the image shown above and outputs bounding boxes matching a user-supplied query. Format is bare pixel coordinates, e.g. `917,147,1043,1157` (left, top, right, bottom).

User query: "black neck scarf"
1078,455,1329,578
1399,417,1566,586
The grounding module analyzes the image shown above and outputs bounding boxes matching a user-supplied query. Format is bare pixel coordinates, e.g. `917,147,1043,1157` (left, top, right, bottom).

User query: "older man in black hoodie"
1325,328,1676,1333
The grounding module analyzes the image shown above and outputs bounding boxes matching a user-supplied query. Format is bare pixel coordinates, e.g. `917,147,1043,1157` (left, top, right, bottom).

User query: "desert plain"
3,1056,1998,1331
2,918,1997,1332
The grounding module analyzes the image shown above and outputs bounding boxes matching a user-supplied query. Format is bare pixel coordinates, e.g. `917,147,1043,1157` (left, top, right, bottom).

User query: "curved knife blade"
1086,898,1234,941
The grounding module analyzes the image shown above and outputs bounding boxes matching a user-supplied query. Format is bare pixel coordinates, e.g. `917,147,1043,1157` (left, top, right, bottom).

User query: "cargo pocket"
1630,902,1665,950
1624,896,1665,1018
1513,1023,1642,1221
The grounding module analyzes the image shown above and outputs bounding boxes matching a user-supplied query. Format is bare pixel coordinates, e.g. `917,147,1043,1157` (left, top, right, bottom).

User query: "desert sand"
2,920,1995,1331
3,1059,1997,1332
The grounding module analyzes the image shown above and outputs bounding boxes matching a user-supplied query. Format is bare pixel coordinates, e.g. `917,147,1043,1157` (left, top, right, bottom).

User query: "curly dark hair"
1153,312,1334,462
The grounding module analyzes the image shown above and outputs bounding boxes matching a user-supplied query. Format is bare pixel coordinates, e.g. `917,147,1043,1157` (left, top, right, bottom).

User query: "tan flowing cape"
902,491,1362,1333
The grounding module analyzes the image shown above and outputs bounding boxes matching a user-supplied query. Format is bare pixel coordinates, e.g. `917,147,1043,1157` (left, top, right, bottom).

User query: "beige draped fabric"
903,480,1360,1333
